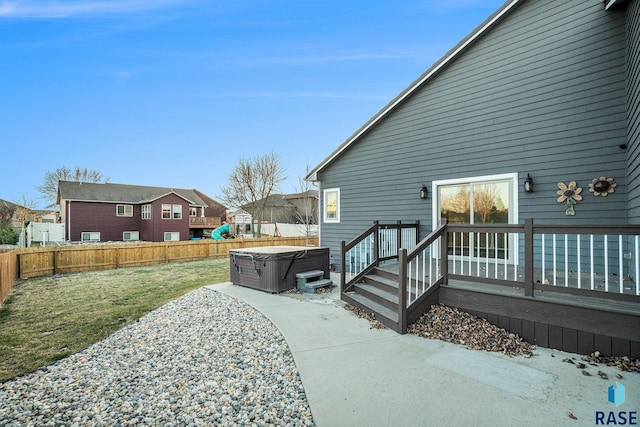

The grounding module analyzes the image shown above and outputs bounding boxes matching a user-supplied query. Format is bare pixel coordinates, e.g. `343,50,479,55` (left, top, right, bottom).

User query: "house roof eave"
306,0,523,181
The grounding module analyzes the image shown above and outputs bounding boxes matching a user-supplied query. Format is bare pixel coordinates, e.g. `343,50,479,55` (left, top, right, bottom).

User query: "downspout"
67,200,71,241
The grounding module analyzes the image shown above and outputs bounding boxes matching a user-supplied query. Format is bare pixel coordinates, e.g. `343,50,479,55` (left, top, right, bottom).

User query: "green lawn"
0,258,230,382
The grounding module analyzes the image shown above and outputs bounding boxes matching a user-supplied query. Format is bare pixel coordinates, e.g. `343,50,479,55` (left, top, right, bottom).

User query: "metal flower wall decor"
589,176,616,196
557,181,582,216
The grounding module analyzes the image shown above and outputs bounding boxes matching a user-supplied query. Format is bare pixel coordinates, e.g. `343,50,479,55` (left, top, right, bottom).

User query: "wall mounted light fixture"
524,174,533,193
420,185,428,199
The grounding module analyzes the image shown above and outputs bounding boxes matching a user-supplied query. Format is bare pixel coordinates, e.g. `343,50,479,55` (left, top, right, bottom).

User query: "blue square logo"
608,382,625,407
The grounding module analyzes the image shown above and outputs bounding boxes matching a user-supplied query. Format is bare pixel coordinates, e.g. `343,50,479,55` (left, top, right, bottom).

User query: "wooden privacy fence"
0,250,18,306
0,237,317,305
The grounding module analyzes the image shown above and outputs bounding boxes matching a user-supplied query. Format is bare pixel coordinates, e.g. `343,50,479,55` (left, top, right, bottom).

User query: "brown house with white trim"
57,181,227,242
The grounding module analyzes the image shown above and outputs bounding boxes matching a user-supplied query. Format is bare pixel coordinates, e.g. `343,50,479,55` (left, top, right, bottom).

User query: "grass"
0,257,230,382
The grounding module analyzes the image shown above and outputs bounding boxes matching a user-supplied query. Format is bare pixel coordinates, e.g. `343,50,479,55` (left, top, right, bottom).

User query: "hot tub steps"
296,270,332,294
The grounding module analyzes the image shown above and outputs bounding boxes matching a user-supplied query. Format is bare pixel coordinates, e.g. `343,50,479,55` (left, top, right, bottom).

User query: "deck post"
398,248,408,334
396,220,402,259
524,218,534,297
441,222,448,286
373,221,380,267
340,240,346,293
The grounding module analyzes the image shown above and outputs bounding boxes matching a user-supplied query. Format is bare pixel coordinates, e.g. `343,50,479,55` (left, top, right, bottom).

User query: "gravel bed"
0,288,314,426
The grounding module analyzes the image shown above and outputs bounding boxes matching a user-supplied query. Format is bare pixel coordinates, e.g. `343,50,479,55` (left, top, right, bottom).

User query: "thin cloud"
0,0,192,18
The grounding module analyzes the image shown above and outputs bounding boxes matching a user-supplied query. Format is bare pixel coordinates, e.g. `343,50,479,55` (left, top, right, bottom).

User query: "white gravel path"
0,287,314,426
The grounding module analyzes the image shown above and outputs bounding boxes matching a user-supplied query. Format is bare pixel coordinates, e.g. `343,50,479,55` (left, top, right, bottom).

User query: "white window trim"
123,231,140,241
116,204,134,217
164,231,180,241
142,204,151,220
323,188,340,223
431,173,519,263
172,204,182,220
81,231,100,242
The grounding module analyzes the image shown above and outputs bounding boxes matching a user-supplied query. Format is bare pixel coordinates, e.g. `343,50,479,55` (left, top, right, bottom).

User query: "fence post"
396,220,402,259
398,248,408,334
524,218,534,297
373,221,380,267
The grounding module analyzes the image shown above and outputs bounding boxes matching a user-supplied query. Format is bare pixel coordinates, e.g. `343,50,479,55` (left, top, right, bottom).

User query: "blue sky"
1,0,505,208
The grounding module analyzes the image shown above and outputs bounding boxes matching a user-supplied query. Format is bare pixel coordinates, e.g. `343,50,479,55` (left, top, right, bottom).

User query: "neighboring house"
228,209,253,236
246,191,319,225
306,0,639,356
0,199,53,228
308,0,639,269
57,181,227,242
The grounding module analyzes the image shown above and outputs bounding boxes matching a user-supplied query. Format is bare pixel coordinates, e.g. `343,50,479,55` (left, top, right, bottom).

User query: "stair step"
353,282,398,310
362,273,398,293
297,278,332,294
342,291,399,328
295,270,325,279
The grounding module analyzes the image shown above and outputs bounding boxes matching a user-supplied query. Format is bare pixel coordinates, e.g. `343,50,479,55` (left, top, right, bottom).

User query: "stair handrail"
398,223,448,332
341,222,381,293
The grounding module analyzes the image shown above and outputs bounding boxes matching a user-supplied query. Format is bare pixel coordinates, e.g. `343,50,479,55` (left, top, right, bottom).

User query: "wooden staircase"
341,266,407,332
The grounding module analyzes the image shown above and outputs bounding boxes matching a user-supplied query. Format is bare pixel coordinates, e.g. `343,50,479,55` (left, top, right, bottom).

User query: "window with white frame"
189,207,197,217
164,232,180,241
142,204,151,220
433,173,518,261
162,204,171,219
172,204,182,219
116,204,133,217
323,188,340,223
162,204,182,219
81,232,100,242
123,231,139,241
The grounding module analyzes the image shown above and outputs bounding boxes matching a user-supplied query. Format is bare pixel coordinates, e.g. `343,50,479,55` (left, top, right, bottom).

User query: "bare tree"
13,194,38,247
293,165,318,245
220,153,286,238
36,166,109,207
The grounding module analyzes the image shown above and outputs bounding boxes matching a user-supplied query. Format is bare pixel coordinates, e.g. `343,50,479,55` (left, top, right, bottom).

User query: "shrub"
0,224,17,244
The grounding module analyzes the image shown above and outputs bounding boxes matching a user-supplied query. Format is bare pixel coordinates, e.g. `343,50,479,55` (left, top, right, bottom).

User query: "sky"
0,0,506,208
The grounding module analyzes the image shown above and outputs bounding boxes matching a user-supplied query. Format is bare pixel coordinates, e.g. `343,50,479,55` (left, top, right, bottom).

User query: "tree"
36,166,109,207
293,164,318,245
220,153,286,238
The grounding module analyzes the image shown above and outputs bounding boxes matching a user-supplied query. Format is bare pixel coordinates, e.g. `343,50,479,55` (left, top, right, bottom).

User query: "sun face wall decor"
589,176,616,196
557,181,582,216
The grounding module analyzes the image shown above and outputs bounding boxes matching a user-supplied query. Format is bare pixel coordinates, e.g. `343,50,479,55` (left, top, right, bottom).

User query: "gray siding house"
309,0,639,270
307,0,640,356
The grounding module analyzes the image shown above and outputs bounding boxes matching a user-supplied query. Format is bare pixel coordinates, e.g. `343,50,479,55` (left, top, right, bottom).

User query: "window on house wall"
81,232,100,242
164,231,180,241
116,204,133,217
162,204,171,219
173,205,182,219
123,231,139,241
323,188,340,223
189,207,197,217
142,204,151,220
433,173,518,261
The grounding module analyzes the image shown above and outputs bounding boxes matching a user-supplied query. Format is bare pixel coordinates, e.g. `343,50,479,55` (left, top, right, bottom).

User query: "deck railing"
341,221,419,292
342,219,640,332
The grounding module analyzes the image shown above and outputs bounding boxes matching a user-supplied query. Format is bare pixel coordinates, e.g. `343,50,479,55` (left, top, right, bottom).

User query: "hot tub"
229,246,330,293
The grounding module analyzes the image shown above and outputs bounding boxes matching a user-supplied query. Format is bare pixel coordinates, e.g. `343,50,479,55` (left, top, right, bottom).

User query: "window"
433,173,518,261
164,232,180,241
189,207,197,217
123,231,139,241
172,205,182,219
116,204,133,217
162,204,182,220
323,188,340,223
142,205,151,220
81,232,100,242
162,204,171,219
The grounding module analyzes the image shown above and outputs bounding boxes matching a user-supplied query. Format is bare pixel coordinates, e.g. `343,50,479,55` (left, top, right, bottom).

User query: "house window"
142,205,151,220
433,173,518,260
162,204,171,219
173,205,182,219
164,232,180,241
323,188,340,223
162,204,182,219
189,207,197,217
123,231,139,241
81,232,100,242
116,204,133,217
